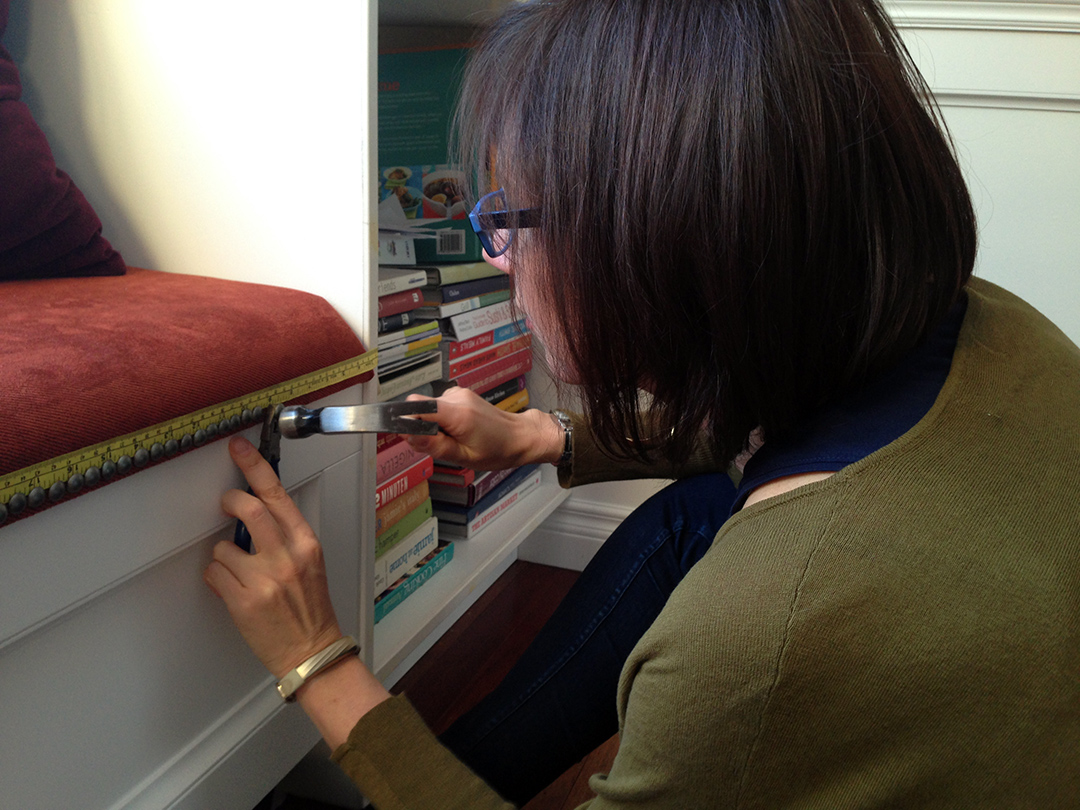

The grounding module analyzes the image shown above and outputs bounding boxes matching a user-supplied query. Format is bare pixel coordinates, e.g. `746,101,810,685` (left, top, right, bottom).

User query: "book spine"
452,347,533,395
468,465,518,504
378,269,427,296
495,387,530,413
430,465,476,486
433,463,539,522
431,466,515,507
374,517,438,594
378,311,417,334
376,441,430,485
425,274,510,304
374,542,455,623
448,333,532,379
445,299,515,341
441,469,543,539
444,318,528,359
478,375,527,406
375,479,430,536
375,497,433,558
413,289,511,321
374,455,434,509
378,288,424,317
425,261,499,286
378,235,415,266
376,433,404,453
377,355,443,401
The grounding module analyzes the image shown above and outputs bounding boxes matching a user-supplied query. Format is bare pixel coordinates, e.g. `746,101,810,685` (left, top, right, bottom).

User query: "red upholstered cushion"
0,0,127,281
1,268,371,520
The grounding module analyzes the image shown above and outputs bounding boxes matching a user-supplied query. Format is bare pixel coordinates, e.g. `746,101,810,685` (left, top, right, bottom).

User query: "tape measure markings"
0,349,378,509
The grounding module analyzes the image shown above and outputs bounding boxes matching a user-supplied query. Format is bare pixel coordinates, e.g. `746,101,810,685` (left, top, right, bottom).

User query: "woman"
204,1,1080,807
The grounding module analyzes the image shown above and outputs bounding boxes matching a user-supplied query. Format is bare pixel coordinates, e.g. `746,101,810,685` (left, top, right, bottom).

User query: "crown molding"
885,1,1080,33
933,88,1080,112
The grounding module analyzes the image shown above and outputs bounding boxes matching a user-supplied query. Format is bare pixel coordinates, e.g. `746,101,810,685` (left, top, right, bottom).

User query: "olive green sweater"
333,278,1080,808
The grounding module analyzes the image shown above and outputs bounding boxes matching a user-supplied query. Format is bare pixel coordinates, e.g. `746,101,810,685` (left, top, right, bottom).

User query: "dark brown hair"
455,0,977,466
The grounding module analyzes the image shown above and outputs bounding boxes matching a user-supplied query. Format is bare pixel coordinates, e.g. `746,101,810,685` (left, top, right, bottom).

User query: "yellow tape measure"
0,349,378,519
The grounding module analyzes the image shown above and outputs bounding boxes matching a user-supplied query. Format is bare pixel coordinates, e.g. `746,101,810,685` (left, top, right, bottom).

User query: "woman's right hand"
401,387,564,471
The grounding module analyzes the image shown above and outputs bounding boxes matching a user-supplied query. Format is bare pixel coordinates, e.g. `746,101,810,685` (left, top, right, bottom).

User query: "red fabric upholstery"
2,267,370,488
0,0,127,280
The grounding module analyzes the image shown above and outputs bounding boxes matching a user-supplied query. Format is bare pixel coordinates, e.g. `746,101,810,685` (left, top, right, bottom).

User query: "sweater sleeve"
331,694,515,810
558,410,735,489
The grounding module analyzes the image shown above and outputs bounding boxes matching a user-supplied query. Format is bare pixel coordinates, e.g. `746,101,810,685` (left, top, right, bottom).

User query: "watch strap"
550,409,573,470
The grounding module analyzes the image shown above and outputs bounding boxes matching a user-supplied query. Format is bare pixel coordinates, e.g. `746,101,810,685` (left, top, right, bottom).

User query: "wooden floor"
391,560,620,810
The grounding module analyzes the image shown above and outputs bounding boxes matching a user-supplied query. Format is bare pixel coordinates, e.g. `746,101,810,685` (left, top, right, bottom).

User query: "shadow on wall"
6,1,151,268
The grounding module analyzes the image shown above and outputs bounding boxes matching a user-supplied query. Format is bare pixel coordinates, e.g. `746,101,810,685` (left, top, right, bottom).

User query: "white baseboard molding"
517,497,633,571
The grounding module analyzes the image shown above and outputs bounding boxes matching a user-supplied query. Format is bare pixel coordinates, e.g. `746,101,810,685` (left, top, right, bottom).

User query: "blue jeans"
438,473,736,806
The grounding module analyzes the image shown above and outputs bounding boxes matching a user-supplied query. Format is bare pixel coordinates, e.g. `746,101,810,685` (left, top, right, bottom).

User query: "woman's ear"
482,250,512,275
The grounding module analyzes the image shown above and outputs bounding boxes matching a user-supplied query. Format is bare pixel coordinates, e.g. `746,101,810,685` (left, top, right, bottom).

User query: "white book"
438,467,543,539
377,267,428,296
375,517,439,594
444,299,516,341
377,354,443,402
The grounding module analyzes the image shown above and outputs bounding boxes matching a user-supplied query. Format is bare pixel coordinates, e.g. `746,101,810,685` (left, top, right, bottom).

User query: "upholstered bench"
0,267,373,525
0,268,376,809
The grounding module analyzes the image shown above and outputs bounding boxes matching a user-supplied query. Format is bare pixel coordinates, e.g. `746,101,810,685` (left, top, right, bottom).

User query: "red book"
452,347,533,395
448,333,533,379
431,464,476,486
376,433,405,453
445,331,495,360
376,440,430,485
378,288,424,318
375,455,434,509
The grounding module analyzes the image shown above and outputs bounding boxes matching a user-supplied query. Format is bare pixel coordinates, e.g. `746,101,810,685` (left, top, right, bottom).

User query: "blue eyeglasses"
468,188,542,258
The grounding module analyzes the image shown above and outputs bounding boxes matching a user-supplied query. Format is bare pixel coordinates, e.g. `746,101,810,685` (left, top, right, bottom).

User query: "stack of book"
418,261,543,540
373,433,447,623
418,262,532,410
377,267,444,402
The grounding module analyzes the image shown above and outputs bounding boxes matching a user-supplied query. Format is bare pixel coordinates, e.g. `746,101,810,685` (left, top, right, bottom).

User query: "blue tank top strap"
731,295,967,515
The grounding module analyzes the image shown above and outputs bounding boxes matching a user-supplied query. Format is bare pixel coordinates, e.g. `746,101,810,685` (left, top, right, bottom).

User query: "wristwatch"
550,409,573,470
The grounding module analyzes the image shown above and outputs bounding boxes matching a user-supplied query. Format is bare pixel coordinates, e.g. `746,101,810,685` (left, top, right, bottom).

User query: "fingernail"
231,436,254,455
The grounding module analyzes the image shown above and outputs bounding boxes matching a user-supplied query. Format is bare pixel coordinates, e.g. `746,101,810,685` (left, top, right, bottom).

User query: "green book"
375,497,434,559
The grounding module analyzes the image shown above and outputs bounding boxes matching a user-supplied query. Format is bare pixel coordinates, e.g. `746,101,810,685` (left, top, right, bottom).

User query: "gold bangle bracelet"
276,636,360,703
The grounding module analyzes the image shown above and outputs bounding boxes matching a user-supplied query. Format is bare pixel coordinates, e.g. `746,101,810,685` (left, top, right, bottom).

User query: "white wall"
888,0,1080,345
10,1,377,339
525,1,1080,569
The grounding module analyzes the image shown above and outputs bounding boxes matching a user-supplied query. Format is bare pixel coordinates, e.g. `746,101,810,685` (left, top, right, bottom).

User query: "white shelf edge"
372,469,569,681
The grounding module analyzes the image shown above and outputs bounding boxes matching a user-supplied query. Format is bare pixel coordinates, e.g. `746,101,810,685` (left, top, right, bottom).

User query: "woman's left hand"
204,436,344,680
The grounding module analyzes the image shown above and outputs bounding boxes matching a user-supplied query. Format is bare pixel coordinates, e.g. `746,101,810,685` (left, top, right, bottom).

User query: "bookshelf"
368,0,570,688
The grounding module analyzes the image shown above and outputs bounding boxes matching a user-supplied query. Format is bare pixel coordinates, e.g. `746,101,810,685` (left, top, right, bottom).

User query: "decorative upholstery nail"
101,460,117,480
85,467,101,487
48,481,66,502
28,487,46,509
194,429,208,447
67,473,85,494
164,439,180,457
8,492,27,515
117,455,133,475
133,448,150,467
150,443,165,462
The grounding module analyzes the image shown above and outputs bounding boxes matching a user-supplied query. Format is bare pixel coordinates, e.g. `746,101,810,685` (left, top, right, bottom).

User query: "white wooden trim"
518,497,630,572
933,88,1080,112
885,1,1080,33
